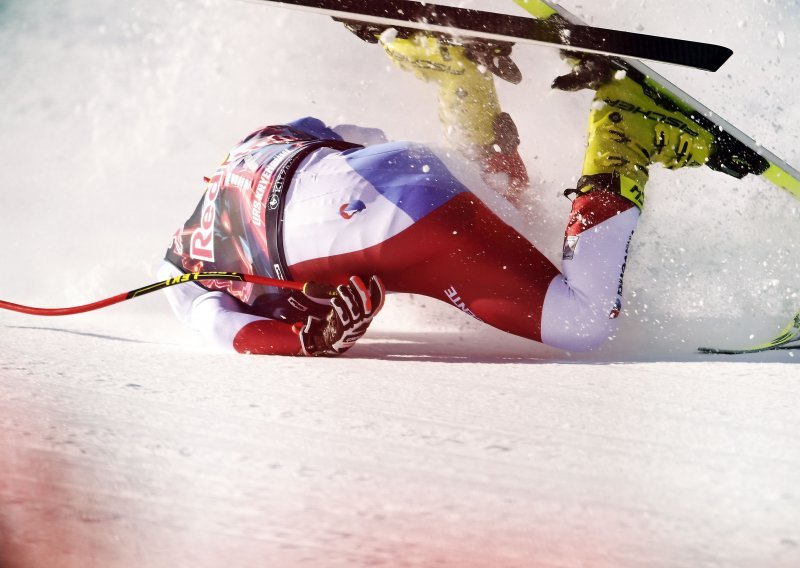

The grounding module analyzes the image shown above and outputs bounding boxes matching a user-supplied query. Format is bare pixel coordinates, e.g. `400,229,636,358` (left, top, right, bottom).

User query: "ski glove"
551,51,618,92
462,41,522,85
299,275,386,357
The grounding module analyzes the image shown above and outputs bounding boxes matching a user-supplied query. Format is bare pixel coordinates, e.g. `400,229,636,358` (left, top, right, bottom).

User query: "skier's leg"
537,74,717,347
287,188,640,350
379,33,530,203
283,143,635,350
540,191,639,350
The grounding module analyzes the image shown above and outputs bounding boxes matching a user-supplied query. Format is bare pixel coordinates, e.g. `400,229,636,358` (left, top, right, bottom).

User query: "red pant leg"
288,193,560,341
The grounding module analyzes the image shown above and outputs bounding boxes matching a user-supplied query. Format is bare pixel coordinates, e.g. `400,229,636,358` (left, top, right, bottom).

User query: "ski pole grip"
302,281,339,300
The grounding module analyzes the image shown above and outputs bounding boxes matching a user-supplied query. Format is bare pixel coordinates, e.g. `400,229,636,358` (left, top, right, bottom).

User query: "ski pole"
0,271,336,317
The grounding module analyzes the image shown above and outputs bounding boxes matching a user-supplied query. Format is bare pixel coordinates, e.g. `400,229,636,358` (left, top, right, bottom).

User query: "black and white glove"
462,40,522,85
299,275,386,357
551,51,618,92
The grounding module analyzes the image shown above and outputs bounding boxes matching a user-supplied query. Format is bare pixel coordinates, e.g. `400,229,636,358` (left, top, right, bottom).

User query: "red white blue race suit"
160,117,639,355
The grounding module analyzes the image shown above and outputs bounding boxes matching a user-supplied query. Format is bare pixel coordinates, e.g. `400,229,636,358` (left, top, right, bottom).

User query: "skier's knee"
540,316,620,353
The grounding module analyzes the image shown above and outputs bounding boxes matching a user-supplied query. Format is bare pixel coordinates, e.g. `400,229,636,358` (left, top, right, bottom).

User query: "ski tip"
705,46,734,73
678,43,733,73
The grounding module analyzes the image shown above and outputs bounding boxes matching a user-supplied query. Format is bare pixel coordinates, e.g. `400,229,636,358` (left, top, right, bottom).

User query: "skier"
158,30,714,357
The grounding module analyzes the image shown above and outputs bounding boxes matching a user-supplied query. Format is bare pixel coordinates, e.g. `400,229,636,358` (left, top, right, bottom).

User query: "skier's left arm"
186,275,386,357
189,292,303,355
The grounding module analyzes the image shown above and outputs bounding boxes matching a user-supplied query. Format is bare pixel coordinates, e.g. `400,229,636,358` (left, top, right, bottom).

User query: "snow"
380,27,399,44
1,0,799,566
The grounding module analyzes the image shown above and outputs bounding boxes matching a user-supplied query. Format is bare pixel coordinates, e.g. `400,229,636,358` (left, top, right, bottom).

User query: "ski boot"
554,53,715,210
341,22,529,204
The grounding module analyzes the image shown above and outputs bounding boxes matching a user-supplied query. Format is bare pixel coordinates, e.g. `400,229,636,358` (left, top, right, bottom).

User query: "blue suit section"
343,142,469,222
287,117,344,143
289,116,469,222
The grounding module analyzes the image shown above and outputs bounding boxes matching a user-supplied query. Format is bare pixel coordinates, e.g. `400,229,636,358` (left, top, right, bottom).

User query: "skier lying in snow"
159,29,716,357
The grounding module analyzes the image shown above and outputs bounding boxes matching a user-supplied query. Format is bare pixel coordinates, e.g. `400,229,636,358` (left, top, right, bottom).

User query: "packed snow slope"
1,1,799,567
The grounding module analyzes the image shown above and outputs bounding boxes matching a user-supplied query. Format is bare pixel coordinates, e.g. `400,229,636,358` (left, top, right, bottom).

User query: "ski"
513,0,800,201
513,0,800,354
247,0,733,72
698,313,800,355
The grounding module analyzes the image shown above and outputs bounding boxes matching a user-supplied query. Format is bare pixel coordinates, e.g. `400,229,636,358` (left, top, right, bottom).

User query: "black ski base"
253,0,733,71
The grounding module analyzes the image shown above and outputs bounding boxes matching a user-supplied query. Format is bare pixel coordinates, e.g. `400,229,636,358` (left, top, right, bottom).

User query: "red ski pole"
0,272,336,317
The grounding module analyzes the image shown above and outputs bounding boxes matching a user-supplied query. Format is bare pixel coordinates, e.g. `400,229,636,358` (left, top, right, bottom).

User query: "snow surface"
1,0,799,566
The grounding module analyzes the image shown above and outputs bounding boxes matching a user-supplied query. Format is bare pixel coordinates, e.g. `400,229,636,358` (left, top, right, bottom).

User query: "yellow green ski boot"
341,22,529,204
554,54,715,209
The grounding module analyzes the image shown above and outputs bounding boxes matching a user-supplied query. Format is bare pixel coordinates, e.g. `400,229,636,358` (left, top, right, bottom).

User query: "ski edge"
245,0,731,71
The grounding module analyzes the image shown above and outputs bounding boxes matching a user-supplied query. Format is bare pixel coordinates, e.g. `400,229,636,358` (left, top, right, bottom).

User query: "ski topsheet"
249,0,733,71
514,0,800,354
